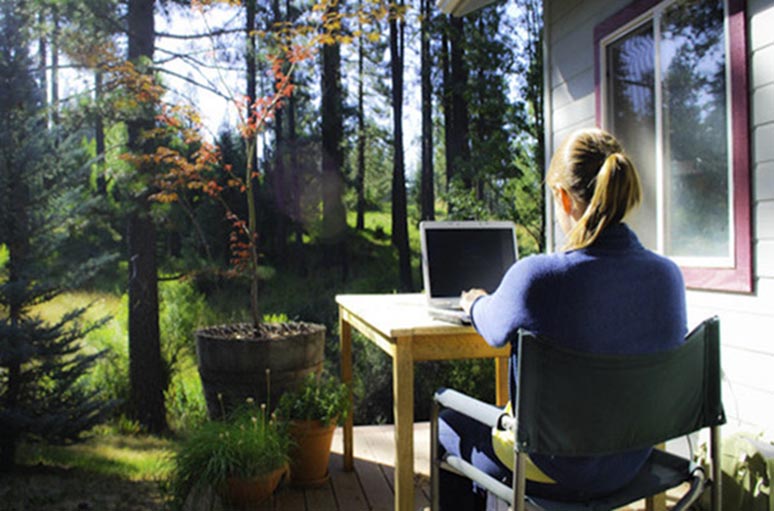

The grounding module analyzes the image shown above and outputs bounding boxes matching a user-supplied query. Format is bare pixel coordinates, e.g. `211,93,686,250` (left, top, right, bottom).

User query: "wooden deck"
229,423,687,511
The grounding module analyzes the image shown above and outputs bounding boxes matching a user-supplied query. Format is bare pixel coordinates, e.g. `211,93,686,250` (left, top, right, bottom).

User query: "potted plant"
277,373,349,487
167,401,290,510
146,5,329,419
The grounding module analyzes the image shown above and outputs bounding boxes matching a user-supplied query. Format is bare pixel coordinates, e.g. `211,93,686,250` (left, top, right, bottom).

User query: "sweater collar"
586,223,643,252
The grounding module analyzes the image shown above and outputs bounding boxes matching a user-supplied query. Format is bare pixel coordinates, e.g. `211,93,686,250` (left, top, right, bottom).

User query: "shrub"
166,402,290,510
276,373,349,425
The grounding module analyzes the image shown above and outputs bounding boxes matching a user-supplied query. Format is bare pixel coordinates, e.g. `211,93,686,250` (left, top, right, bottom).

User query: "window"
595,0,751,292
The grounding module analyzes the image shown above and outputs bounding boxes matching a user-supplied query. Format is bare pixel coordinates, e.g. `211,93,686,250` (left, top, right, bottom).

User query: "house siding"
547,0,774,435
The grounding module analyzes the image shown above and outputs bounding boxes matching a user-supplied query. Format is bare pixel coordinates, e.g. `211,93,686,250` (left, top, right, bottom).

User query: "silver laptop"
420,221,518,324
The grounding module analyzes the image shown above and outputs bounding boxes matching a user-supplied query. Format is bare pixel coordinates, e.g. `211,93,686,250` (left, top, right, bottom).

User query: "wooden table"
337,293,511,511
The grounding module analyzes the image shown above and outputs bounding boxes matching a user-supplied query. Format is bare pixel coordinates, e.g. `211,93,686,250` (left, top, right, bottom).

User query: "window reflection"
605,0,731,261
607,23,657,250
661,0,729,258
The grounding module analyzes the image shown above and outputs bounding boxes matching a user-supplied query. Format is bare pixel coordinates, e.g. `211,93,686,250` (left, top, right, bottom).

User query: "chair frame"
431,317,725,511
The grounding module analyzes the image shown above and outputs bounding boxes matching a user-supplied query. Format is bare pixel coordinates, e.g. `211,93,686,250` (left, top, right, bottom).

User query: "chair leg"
431,397,440,511
710,426,722,511
645,493,666,511
512,451,526,511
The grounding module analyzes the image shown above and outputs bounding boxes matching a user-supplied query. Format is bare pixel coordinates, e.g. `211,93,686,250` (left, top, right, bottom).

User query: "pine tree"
0,0,113,471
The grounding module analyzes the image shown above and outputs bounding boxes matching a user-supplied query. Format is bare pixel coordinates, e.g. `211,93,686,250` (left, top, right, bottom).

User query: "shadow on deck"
193,423,688,511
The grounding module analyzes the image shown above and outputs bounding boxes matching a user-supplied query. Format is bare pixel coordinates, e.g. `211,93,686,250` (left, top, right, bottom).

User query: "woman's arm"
465,256,546,348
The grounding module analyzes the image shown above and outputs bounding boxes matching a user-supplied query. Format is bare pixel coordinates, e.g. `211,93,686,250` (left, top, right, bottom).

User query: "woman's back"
471,222,686,493
472,223,686,356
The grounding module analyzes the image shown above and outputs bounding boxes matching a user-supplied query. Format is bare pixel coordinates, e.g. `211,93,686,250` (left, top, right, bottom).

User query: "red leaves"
141,0,392,280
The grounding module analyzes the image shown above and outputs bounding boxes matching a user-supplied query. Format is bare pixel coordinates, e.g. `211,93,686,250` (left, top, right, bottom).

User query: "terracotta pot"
219,465,287,510
288,419,337,487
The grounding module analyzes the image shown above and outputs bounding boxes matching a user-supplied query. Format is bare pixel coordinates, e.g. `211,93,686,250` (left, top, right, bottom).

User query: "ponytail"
565,152,641,250
547,128,642,251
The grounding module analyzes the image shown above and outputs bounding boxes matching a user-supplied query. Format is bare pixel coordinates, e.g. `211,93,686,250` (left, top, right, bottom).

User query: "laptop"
420,220,518,324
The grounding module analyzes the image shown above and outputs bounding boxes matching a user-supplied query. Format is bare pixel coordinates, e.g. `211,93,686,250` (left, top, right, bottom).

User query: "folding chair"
431,317,725,511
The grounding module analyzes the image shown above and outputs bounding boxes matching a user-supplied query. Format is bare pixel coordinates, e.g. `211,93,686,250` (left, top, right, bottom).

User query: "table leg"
394,338,414,511
340,312,354,472
495,357,509,407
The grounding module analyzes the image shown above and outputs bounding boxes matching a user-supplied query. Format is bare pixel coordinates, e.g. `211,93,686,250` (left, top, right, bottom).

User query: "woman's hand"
460,288,488,316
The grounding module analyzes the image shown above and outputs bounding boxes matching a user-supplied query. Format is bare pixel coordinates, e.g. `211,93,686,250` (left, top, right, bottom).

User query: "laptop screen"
421,221,518,300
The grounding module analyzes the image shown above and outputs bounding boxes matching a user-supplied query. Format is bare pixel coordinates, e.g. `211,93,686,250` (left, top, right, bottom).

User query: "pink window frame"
594,0,752,293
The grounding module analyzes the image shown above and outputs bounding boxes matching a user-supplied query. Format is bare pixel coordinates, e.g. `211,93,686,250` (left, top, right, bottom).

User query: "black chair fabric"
515,317,724,457
526,450,694,511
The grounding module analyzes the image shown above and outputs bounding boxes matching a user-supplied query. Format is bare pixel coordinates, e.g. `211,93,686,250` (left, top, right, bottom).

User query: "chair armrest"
443,455,513,502
440,456,542,511
433,388,504,428
672,467,706,511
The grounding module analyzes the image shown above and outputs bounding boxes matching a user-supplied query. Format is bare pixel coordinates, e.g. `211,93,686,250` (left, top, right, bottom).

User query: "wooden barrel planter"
195,322,326,419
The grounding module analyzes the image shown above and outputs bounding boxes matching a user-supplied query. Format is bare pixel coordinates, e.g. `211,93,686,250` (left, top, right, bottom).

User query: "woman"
438,128,687,509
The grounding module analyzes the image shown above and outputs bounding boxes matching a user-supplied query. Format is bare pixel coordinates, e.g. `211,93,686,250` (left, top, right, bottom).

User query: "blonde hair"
547,128,642,250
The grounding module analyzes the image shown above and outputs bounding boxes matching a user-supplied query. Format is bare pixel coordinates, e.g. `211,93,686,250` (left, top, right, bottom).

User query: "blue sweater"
470,223,687,493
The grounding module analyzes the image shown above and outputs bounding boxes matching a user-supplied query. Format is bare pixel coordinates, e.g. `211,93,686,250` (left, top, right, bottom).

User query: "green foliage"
276,373,349,426
444,178,494,221
263,312,289,324
78,280,213,431
0,1,115,469
344,121,393,211
164,363,207,432
83,310,131,410
159,279,216,379
166,405,290,510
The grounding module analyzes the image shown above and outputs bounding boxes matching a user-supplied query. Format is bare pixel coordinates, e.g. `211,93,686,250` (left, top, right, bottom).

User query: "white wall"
546,0,774,435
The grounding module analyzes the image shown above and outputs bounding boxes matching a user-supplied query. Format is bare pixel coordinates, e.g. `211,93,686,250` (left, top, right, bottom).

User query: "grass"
3,432,175,511
17,431,175,482
29,289,122,325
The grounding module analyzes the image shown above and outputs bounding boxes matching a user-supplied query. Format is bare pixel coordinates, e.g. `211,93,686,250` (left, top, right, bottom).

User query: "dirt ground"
0,465,165,511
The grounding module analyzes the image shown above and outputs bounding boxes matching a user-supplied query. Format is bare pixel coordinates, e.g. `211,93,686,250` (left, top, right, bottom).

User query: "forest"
0,0,543,506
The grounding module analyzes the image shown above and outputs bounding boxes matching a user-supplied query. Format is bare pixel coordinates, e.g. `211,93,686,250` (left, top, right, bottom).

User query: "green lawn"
4,432,174,511
18,430,174,482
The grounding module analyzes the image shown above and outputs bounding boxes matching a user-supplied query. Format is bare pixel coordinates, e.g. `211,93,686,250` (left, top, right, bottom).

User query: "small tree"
0,0,113,471
149,0,387,328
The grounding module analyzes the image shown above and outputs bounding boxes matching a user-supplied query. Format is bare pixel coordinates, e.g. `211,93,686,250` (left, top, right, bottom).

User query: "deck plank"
304,480,338,511
355,457,395,511
336,425,397,511
329,453,370,511
273,484,306,511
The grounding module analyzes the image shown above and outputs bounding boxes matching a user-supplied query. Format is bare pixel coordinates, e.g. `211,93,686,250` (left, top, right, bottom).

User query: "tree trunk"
320,4,347,275
37,9,47,112
271,0,288,259
95,70,107,195
449,15,470,188
441,28,453,190
245,0,260,217
127,212,166,432
285,0,304,250
420,0,434,221
50,5,59,130
126,0,167,434
389,4,411,291
355,17,366,231
246,0,257,133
